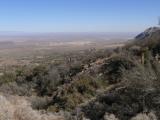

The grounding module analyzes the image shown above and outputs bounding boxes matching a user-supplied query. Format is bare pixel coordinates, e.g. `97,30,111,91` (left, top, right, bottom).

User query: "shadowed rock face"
135,27,160,40
133,27,160,48
126,27,160,56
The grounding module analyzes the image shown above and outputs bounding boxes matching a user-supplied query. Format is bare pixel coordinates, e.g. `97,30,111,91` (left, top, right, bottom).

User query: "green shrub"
0,72,16,85
101,56,135,84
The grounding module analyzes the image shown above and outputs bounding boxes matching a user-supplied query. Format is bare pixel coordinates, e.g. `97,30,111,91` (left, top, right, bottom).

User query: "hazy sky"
0,0,159,32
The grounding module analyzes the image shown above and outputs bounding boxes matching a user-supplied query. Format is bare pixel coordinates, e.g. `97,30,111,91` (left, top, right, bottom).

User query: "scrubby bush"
30,96,51,110
101,56,135,84
0,72,16,85
50,75,103,111
122,60,160,90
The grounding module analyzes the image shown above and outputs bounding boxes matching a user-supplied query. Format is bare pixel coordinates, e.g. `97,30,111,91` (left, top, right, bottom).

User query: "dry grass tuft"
0,94,64,120
131,112,157,120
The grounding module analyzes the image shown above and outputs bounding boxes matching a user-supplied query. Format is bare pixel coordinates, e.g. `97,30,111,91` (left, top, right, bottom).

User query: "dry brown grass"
131,112,157,120
0,94,64,120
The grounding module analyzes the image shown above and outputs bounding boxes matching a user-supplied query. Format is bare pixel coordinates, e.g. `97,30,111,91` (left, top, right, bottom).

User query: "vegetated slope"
0,48,116,119
78,27,160,120
1,27,160,120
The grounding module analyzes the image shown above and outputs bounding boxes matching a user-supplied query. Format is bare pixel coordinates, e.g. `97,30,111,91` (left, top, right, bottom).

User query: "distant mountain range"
0,32,137,42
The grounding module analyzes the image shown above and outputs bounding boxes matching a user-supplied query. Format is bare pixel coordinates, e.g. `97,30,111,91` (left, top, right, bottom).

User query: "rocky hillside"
135,27,160,41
